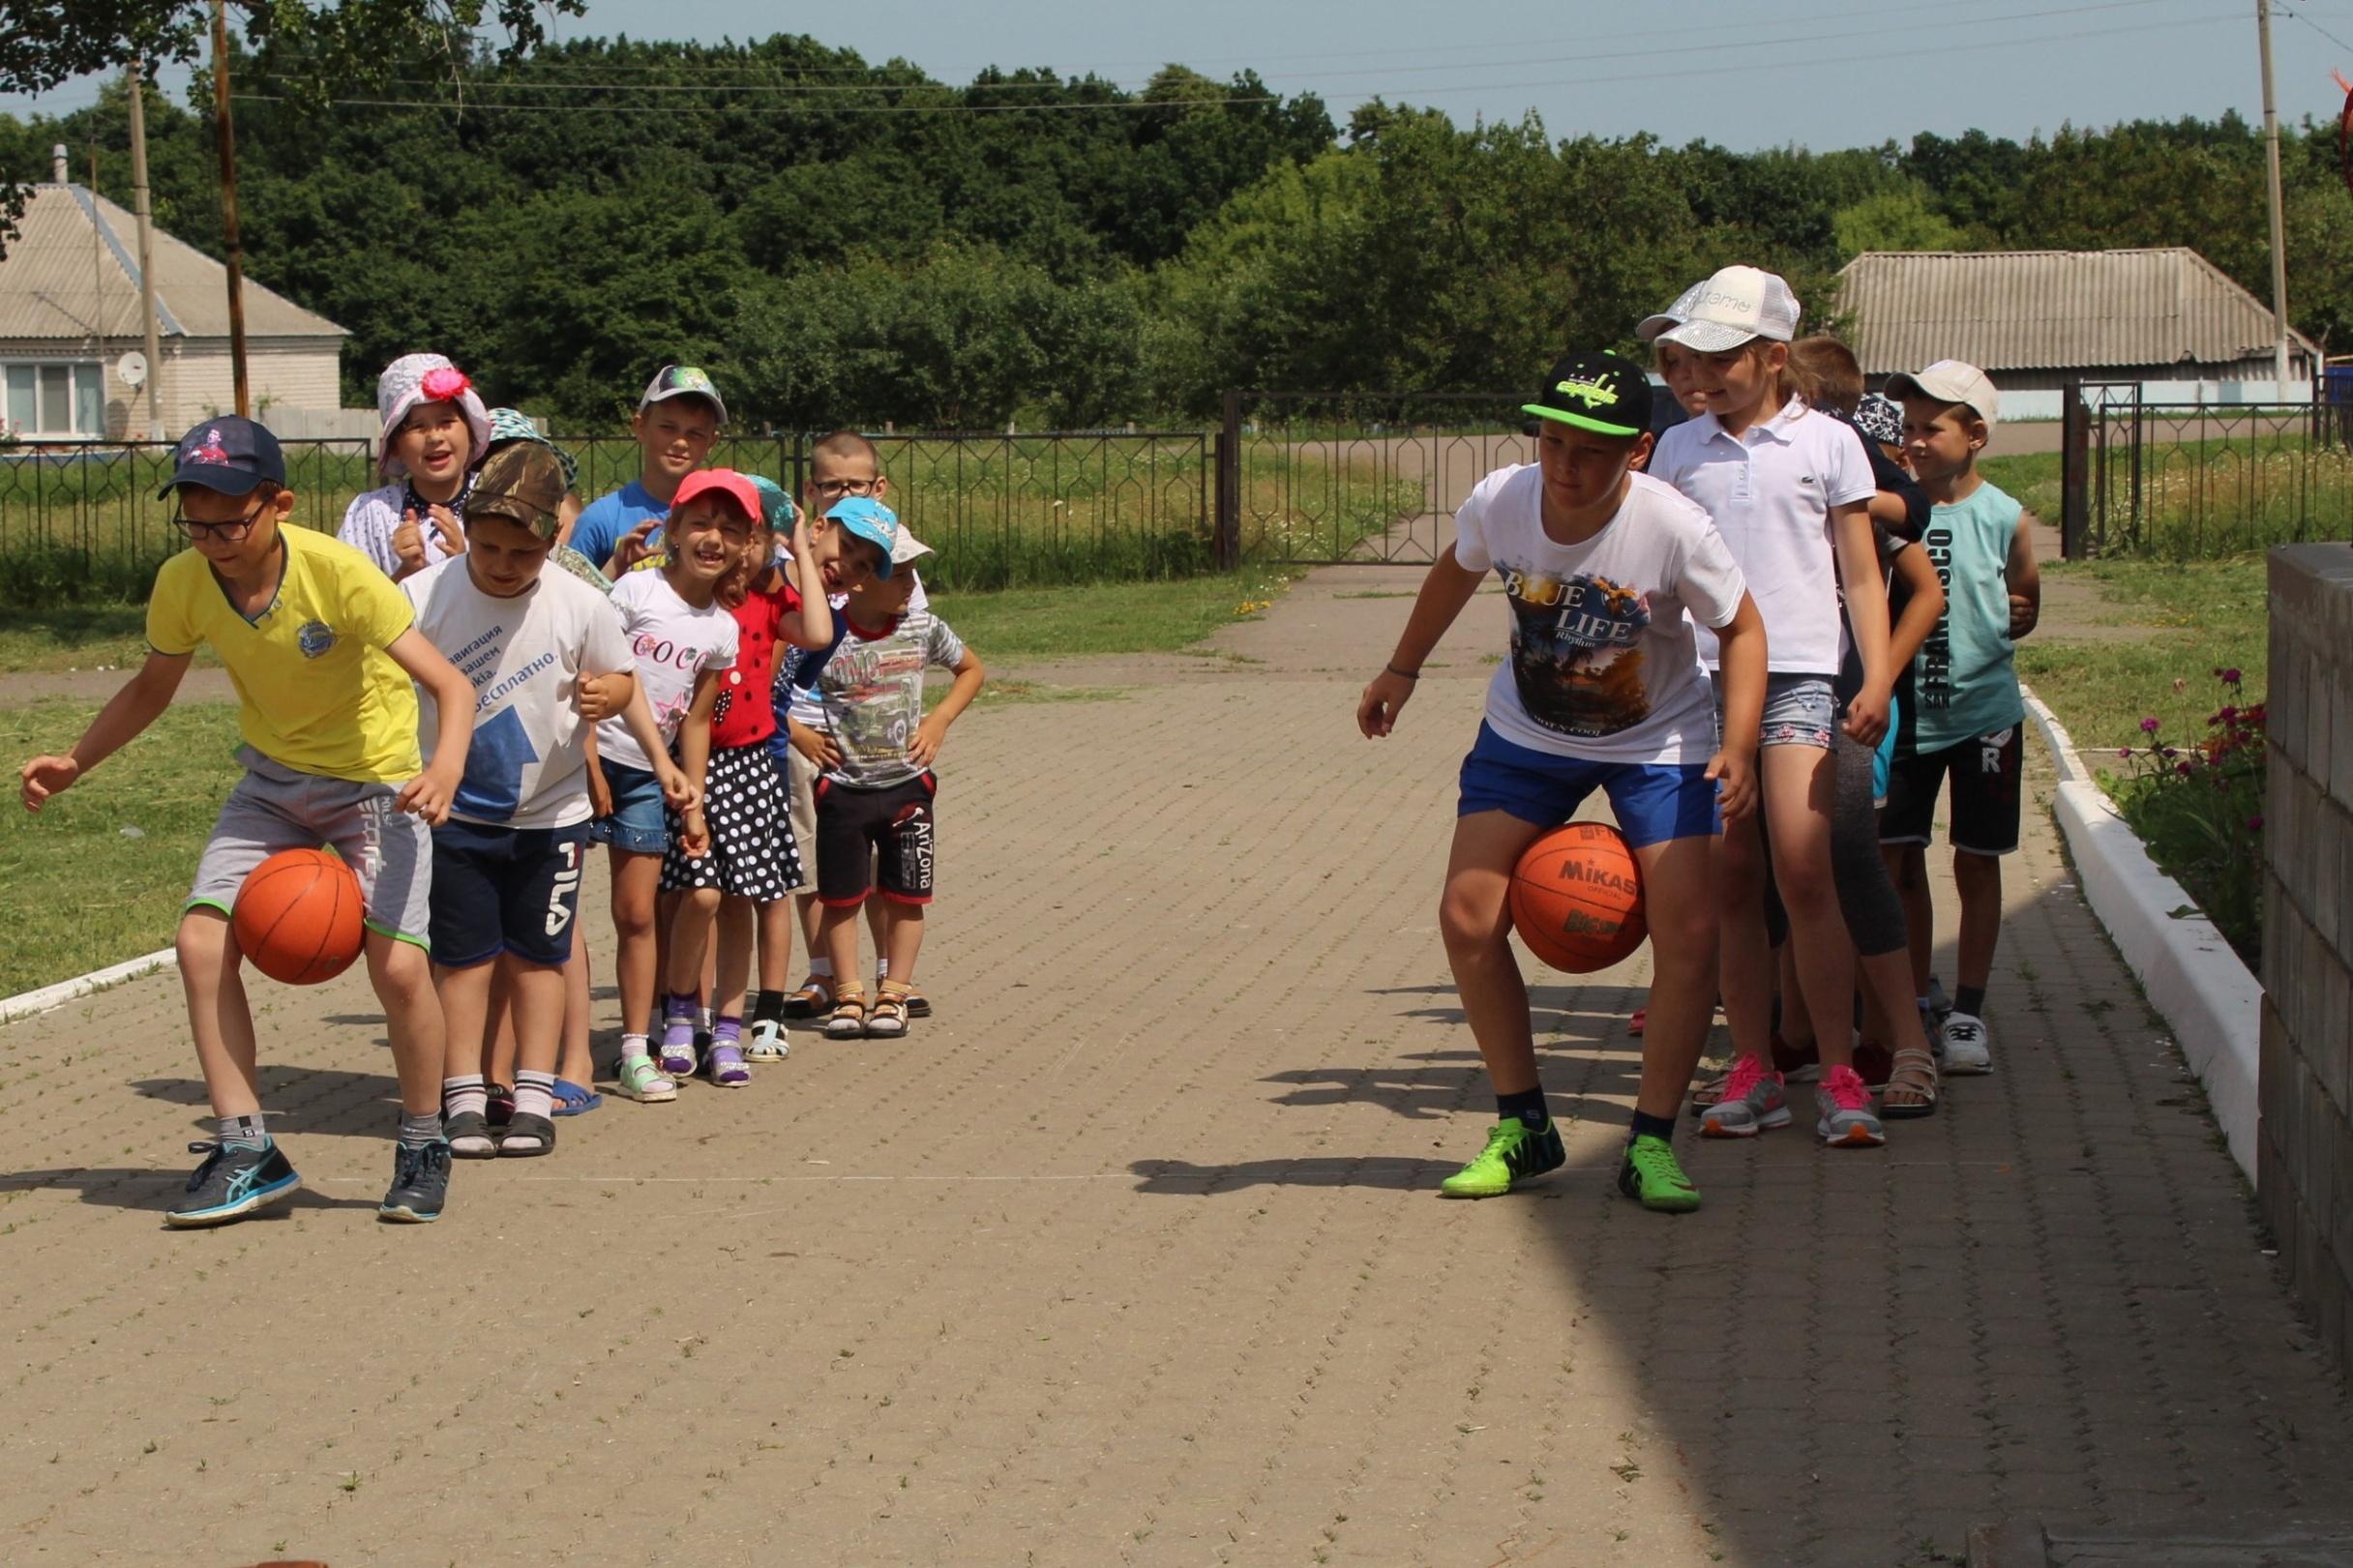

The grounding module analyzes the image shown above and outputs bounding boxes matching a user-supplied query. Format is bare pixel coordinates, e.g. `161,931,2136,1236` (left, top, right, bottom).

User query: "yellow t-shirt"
146,524,422,784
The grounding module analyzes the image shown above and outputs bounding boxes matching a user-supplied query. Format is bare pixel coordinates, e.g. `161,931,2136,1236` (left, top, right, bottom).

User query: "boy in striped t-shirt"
805,501,986,1042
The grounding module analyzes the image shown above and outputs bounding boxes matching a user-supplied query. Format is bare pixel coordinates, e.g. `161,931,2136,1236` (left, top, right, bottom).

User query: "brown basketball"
1507,821,1648,973
232,848,365,986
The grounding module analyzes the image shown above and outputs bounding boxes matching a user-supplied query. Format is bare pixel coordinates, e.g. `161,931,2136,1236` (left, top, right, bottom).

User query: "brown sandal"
823,988,869,1039
1881,1047,1940,1118
867,982,913,1039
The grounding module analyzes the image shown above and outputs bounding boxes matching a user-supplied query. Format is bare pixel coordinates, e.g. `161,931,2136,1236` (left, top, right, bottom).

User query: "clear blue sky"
9,0,2351,151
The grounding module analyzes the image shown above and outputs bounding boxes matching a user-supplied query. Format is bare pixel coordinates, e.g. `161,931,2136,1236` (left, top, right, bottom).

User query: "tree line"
5,33,2348,430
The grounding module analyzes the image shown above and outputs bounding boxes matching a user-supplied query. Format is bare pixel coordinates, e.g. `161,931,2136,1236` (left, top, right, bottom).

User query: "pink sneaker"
1815,1064,1887,1147
1700,1055,1790,1139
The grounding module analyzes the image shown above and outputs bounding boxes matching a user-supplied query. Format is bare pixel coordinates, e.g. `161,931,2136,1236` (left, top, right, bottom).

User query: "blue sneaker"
379,1139,453,1223
167,1139,301,1228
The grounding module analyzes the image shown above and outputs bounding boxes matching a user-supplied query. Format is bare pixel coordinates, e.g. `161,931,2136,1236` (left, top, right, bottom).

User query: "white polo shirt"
1650,399,1875,673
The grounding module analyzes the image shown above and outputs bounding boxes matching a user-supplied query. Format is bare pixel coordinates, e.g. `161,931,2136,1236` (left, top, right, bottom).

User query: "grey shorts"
1713,671,1839,751
784,739,819,894
189,746,433,946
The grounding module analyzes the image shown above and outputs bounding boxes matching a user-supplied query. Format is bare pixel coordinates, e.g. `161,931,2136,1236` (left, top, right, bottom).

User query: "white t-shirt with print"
782,568,929,729
593,570,740,774
1453,466,1747,765
402,556,634,829
1648,399,1875,673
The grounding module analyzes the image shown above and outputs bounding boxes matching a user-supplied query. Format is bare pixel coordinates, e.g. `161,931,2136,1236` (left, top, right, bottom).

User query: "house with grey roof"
1837,248,2319,417
0,178,347,442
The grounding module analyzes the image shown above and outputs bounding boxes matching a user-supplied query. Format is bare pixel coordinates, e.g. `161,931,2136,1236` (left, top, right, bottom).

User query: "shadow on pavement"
131,1071,402,1137
0,1165,378,1215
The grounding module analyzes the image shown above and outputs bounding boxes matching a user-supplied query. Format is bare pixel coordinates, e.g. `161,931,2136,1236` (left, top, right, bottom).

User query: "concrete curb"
2021,687,2261,1185
0,945,177,1027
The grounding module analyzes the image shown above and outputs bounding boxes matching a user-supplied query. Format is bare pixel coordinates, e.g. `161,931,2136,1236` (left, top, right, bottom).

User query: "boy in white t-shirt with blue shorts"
1357,353,1768,1214
403,440,675,1159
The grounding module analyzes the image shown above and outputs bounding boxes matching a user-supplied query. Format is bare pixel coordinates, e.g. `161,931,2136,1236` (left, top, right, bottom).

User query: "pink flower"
419,366,472,402
2140,717,2161,734
2220,667,2244,686
2117,747,2133,759
2161,747,2179,759
2249,814,2266,831
2176,761,2194,777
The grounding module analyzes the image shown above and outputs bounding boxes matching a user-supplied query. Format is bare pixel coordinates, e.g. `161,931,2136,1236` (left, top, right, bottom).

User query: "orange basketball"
1507,821,1648,973
232,848,365,986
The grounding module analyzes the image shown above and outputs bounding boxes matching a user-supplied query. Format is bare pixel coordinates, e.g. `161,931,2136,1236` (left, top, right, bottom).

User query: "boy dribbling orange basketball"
18,417,478,1226
1356,353,1767,1213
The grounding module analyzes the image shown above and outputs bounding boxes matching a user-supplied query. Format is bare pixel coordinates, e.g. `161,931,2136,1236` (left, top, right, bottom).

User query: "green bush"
2105,669,2266,967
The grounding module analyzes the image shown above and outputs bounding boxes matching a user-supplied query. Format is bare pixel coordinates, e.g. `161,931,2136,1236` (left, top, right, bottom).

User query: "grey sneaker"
1815,1066,1887,1147
1940,1012,1993,1075
379,1139,452,1223
167,1139,301,1228
1699,1057,1791,1139
1925,975,1953,1022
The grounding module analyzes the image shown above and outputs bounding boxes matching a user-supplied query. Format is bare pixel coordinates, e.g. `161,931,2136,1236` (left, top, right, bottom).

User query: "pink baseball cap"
669,468,762,523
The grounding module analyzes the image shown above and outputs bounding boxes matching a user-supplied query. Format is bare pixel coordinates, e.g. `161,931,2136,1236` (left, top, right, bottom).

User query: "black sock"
751,989,785,1025
1497,1086,1548,1130
1954,985,1986,1018
1628,1109,1677,1143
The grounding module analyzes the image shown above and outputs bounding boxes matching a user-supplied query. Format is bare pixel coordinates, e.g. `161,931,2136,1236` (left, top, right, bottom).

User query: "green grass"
2017,556,2267,760
923,567,1295,662
0,701,249,995
0,604,179,673
1982,432,2353,561
0,432,1418,604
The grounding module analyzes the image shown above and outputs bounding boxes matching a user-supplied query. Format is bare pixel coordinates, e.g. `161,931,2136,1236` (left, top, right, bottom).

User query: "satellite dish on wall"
116,351,148,389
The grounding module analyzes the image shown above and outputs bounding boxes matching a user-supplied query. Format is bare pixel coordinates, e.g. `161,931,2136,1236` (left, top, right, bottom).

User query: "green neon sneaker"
1617,1134,1701,1214
1439,1117,1566,1198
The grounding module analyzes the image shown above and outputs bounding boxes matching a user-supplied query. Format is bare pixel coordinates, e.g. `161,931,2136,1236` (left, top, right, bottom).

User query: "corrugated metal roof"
1836,248,2316,375
0,184,344,341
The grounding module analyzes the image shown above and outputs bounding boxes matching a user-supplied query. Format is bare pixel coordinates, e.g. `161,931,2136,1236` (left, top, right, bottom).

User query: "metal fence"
1219,392,1536,567
2060,381,2353,559
0,429,1214,603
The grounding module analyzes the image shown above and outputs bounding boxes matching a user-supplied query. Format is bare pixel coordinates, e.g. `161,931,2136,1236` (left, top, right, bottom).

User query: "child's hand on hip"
18,754,78,812
908,716,948,768
790,725,842,770
2008,593,2037,639
1706,748,1758,824
1356,668,1416,737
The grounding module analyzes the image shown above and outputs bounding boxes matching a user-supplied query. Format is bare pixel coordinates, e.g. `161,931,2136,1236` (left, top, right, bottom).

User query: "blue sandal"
551,1080,604,1116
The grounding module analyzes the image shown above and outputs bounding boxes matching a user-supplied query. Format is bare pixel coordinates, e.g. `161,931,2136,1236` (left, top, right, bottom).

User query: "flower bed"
2104,668,2265,968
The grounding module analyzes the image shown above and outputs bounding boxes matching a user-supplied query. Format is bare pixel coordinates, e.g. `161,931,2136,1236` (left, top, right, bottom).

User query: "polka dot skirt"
661,742,803,899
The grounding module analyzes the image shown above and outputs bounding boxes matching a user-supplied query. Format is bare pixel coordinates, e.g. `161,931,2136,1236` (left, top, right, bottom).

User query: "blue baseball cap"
823,495,898,578
157,415,284,498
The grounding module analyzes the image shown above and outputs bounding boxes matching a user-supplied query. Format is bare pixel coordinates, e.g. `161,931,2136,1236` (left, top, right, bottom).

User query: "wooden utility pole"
2257,0,2293,396
211,0,250,418
127,59,165,437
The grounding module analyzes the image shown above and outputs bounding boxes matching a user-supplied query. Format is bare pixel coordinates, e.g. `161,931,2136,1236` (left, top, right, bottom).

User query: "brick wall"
2261,544,2353,1366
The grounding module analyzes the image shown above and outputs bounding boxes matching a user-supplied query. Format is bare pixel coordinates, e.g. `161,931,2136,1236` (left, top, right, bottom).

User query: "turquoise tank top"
1912,481,2026,752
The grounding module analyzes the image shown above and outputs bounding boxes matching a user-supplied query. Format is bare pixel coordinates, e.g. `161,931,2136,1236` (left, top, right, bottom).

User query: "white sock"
620,1032,651,1060
442,1075,488,1120
808,958,833,978
514,1070,556,1123
877,958,889,979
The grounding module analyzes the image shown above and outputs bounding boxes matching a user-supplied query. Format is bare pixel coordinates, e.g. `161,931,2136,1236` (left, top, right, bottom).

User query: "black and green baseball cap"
1523,352,1653,437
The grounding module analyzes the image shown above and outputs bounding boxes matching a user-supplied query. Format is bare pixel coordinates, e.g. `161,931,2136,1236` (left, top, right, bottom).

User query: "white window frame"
2,359,107,440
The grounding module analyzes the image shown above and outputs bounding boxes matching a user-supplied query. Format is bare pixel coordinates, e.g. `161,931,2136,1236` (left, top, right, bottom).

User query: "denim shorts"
1457,724,1719,848
1713,671,1838,751
586,758,668,855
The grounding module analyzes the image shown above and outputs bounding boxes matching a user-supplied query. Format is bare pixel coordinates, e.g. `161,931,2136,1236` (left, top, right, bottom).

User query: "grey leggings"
1832,731,1908,958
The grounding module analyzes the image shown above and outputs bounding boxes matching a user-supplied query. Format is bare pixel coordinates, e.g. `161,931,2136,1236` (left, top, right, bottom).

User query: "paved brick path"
2,565,2348,1566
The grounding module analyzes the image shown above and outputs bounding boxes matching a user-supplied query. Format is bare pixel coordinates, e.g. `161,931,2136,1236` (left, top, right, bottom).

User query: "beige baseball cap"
1886,360,2000,429
1635,265,1802,350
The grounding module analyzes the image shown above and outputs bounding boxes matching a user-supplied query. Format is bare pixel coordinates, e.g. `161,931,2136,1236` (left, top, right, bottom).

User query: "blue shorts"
1872,693,1901,806
1457,724,1718,848
429,819,588,968
586,758,668,856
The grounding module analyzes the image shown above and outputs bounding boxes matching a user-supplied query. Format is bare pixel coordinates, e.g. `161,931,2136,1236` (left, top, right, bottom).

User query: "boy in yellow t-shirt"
18,417,478,1228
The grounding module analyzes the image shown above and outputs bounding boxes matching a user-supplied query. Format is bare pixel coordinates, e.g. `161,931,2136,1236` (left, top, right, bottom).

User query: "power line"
2279,1,2353,55
229,14,2240,118
349,0,2203,98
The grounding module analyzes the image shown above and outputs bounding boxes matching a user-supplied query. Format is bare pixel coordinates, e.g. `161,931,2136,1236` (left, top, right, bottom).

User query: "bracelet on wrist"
1385,664,1420,682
